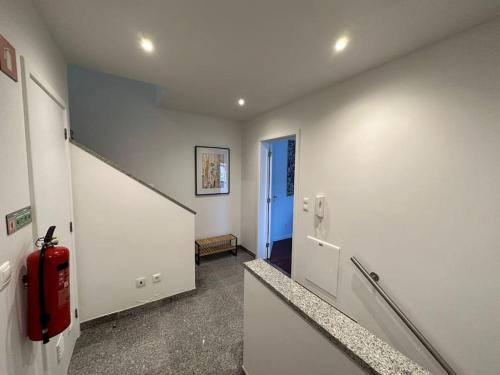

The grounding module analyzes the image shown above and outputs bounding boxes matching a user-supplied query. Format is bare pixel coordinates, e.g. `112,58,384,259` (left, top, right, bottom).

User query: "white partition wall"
71,145,195,322
67,65,242,241
243,270,365,375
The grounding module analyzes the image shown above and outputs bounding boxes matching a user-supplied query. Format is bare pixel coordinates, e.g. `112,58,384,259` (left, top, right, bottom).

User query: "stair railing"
351,256,457,375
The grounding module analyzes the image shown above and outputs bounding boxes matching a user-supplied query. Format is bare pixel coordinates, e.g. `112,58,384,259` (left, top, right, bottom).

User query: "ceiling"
34,0,500,121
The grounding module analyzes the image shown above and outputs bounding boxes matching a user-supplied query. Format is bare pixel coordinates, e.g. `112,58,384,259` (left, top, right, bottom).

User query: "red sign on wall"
0,35,17,82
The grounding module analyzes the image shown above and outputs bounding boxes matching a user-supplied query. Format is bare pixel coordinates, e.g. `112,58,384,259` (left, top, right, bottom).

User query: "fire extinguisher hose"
38,226,56,344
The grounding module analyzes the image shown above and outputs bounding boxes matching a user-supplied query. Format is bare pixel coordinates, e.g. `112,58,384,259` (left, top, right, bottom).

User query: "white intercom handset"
315,195,325,219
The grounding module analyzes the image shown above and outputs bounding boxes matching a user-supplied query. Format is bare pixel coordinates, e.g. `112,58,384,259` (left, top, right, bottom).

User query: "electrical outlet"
56,334,64,363
152,273,161,283
136,277,146,288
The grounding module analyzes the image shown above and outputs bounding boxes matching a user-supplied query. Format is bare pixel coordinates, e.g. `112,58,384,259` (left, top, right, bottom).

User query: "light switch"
303,197,310,212
0,261,12,291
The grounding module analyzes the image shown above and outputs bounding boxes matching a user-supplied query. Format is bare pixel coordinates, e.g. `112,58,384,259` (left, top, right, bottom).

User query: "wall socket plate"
136,277,146,288
152,273,161,283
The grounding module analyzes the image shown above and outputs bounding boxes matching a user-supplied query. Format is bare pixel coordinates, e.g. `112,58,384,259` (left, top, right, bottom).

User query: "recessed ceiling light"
238,98,246,106
140,38,154,53
334,36,349,53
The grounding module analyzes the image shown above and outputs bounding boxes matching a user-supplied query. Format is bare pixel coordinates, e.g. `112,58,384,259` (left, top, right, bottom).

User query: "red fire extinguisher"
27,226,71,344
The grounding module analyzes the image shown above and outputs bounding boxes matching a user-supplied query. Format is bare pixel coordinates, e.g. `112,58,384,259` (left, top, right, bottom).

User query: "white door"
22,58,78,374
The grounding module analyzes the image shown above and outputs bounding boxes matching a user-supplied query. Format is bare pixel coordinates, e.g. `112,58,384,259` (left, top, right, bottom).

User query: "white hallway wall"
241,18,500,375
0,0,73,374
71,145,195,321
68,66,241,240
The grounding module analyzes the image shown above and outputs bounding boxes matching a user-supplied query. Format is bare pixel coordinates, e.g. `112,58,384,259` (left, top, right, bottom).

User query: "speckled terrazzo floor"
68,251,253,375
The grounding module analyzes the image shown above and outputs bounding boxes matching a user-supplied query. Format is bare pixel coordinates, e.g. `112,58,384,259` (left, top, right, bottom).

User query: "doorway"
21,57,79,373
262,136,296,275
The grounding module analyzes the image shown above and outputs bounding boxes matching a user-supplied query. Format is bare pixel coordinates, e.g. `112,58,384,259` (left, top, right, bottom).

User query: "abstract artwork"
286,139,295,196
195,146,230,195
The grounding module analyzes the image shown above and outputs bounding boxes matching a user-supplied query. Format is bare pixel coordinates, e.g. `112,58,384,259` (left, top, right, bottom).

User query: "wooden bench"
195,234,238,265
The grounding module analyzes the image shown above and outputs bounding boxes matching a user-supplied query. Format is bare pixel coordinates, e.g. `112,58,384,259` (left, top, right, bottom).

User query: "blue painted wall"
270,138,294,242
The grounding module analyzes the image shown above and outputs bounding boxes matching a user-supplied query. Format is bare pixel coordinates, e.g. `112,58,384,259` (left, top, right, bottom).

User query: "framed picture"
195,146,230,195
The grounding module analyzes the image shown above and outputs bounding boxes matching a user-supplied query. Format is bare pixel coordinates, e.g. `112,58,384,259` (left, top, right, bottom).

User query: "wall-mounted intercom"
315,195,325,219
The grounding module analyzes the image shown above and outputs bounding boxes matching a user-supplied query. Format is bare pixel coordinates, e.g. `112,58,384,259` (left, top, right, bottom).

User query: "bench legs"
196,243,200,265
232,238,238,256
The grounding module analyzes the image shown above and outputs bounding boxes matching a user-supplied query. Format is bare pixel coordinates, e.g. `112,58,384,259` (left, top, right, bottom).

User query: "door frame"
256,129,300,278
20,56,80,336
264,141,273,259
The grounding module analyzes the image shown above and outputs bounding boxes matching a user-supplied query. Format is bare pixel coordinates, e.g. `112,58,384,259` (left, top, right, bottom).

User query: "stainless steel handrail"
351,257,457,375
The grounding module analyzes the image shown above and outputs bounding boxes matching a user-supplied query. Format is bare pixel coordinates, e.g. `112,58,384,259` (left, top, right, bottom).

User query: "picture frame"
195,146,230,196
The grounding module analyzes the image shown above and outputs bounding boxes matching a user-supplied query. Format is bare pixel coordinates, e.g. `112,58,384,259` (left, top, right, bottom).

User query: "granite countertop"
244,259,431,375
